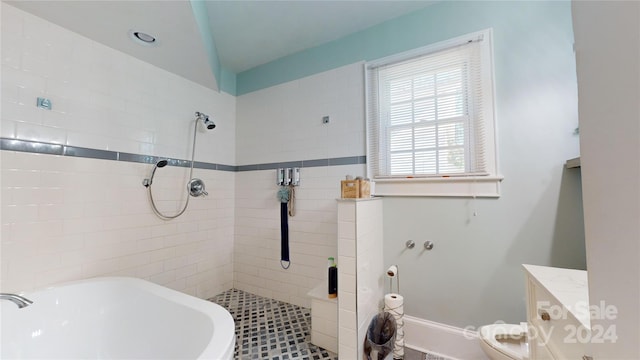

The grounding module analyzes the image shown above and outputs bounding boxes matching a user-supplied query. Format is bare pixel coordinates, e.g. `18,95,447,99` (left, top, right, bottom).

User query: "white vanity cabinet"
523,265,591,360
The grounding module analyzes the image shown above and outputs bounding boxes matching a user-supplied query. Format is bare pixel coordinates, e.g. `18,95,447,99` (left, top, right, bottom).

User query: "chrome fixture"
0,293,33,308
195,111,215,130
405,240,434,250
142,159,168,188
276,168,300,186
143,112,215,220
188,178,208,197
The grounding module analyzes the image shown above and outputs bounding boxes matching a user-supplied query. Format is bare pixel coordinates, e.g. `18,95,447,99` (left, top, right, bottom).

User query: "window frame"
365,29,502,197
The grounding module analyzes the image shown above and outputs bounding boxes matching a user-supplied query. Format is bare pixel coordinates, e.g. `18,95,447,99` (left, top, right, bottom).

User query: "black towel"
280,202,290,263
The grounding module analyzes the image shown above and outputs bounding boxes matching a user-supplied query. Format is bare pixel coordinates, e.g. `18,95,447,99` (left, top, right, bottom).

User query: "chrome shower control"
189,178,208,197
405,240,415,249
424,241,434,250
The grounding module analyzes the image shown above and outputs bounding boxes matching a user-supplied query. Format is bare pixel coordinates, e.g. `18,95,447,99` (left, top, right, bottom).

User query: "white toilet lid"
479,324,526,360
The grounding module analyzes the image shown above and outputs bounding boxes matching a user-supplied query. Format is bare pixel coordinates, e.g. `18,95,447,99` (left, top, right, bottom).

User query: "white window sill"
372,175,504,198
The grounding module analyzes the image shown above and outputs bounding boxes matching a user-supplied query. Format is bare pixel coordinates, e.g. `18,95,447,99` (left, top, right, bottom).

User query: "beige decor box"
341,179,370,199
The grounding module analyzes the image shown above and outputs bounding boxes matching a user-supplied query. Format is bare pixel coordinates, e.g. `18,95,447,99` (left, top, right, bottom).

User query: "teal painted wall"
380,1,584,328
237,1,574,96
220,67,237,96
190,0,237,95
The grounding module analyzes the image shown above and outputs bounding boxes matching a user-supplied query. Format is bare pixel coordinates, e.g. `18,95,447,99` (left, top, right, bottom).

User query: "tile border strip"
0,138,365,171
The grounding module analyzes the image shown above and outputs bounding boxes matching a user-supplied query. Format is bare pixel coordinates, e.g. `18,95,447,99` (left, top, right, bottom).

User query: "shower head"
195,111,216,130
203,117,216,130
142,159,169,188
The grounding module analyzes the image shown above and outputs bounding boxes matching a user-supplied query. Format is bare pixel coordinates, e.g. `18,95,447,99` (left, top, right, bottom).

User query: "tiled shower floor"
209,289,338,360
209,289,451,360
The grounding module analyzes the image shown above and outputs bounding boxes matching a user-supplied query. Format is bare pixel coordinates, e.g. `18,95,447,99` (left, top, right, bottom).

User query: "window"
366,29,501,197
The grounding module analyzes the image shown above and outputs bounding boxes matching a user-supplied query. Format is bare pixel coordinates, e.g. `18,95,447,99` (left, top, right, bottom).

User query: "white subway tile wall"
311,297,338,352
1,3,235,297
234,62,367,309
236,62,365,165
1,151,234,297
355,199,385,359
336,199,385,359
2,3,369,313
1,4,236,165
234,164,365,308
337,200,358,359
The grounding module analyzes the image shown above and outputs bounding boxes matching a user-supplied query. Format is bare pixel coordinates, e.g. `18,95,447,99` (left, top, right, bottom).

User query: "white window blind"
367,36,489,179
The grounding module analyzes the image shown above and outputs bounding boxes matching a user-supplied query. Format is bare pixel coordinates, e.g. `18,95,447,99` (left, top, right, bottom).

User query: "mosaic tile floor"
209,289,338,360
209,289,451,360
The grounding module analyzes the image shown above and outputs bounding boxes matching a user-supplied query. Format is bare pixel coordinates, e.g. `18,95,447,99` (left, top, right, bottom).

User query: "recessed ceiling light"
128,29,159,47
134,32,155,43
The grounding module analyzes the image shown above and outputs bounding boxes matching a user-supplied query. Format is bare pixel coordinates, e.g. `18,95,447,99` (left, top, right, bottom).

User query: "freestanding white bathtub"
1,277,235,359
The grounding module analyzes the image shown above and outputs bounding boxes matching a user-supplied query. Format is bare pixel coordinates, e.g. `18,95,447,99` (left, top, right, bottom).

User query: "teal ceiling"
202,1,435,74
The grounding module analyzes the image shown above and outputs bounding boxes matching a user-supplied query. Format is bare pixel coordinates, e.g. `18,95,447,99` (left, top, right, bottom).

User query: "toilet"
479,323,529,360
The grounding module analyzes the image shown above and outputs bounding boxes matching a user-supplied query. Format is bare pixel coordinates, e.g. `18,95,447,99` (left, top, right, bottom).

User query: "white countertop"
523,264,590,329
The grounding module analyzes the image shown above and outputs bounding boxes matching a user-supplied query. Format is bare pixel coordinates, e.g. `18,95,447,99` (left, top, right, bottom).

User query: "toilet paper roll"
384,293,403,310
386,265,398,278
384,293,404,359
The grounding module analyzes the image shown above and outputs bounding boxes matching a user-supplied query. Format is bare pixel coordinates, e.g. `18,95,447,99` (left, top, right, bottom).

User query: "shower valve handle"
188,178,208,197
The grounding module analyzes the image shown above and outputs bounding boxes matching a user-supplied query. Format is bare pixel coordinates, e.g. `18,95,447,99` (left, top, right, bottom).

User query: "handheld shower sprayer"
142,159,168,187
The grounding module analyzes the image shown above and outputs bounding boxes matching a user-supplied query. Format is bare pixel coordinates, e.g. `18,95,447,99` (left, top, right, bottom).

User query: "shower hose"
147,120,200,220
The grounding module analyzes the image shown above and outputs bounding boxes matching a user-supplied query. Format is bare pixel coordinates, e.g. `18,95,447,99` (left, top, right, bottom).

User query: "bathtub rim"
9,276,235,360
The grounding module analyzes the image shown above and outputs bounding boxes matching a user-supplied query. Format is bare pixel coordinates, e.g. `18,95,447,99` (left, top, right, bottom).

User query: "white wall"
234,63,366,307
336,199,385,359
1,4,235,164
572,1,640,358
354,200,385,359
1,3,235,298
337,200,359,359
236,62,364,165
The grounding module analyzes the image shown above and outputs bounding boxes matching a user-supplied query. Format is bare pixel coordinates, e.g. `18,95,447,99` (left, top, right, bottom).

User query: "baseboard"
403,315,489,360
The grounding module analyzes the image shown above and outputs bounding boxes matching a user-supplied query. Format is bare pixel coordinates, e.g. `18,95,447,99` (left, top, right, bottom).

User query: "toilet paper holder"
386,264,400,294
